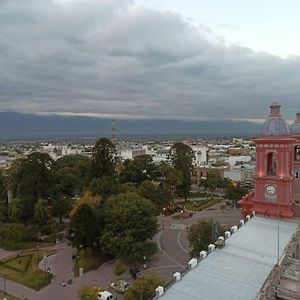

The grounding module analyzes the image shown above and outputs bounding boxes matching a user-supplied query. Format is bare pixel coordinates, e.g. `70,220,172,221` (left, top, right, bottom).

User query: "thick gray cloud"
0,0,300,121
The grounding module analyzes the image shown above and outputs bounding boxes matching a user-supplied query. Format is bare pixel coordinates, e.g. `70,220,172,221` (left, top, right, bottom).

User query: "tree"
225,183,248,206
55,155,90,194
9,198,23,222
34,199,48,225
52,196,72,223
120,155,157,185
139,180,164,206
10,153,55,219
124,272,164,300
188,219,223,257
55,167,81,197
205,170,225,195
89,176,119,199
0,170,8,204
69,203,100,249
69,191,101,217
90,138,115,179
159,162,182,210
100,192,158,262
169,142,194,201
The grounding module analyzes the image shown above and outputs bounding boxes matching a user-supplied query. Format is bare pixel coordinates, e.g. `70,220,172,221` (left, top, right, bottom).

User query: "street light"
277,176,283,265
140,256,146,300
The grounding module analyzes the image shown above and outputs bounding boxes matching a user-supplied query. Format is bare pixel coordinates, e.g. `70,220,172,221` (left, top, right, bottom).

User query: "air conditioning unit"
252,211,256,216
218,236,224,241
246,215,251,221
173,272,181,281
240,220,244,227
188,258,198,269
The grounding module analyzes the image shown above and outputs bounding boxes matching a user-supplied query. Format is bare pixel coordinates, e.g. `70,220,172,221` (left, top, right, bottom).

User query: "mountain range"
0,112,261,139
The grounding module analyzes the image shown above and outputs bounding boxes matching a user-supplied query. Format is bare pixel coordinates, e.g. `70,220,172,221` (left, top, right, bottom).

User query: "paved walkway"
0,205,242,300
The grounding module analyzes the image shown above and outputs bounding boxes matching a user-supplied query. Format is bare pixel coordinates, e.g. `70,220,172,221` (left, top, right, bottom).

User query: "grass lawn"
74,249,108,277
0,241,55,251
184,198,221,212
0,250,56,290
79,285,103,300
0,291,19,300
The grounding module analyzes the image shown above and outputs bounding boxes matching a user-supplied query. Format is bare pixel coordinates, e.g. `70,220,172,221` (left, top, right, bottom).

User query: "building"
241,103,300,218
191,146,207,166
192,166,228,187
241,165,256,188
155,216,299,300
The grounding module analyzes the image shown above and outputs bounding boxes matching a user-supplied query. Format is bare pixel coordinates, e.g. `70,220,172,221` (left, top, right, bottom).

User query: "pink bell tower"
241,103,295,218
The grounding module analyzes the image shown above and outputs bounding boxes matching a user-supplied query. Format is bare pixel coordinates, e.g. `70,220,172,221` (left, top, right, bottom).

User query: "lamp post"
277,176,283,265
3,274,6,294
140,256,146,300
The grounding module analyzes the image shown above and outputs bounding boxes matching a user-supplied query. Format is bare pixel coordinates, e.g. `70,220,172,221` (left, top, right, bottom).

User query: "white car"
97,291,114,300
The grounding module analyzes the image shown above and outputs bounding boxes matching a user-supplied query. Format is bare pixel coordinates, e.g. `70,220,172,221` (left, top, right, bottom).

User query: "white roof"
160,216,298,300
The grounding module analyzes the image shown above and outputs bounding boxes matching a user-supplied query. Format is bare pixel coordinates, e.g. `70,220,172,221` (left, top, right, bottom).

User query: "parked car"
97,290,114,300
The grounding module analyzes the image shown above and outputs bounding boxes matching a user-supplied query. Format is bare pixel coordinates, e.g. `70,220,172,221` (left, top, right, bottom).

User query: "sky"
1,0,300,122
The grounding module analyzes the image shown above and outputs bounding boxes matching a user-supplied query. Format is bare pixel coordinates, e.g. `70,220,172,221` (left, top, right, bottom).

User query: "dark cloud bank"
0,0,299,136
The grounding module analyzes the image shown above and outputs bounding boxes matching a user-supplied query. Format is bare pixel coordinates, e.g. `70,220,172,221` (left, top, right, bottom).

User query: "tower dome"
290,112,300,135
261,103,290,136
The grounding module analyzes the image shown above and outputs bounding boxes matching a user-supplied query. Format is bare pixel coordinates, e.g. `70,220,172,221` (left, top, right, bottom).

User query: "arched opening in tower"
267,152,277,176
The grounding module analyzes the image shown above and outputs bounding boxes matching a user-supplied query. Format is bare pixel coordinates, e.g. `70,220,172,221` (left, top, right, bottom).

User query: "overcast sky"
1,0,300,122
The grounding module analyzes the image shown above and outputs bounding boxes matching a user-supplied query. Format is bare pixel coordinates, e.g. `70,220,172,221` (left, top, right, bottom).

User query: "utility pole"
111,119,116,144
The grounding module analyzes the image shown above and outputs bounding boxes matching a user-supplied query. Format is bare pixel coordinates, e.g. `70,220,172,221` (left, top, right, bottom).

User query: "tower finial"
269,102,281,117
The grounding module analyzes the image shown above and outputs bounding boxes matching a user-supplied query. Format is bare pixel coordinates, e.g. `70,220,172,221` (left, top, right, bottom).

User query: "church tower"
241,103,295,218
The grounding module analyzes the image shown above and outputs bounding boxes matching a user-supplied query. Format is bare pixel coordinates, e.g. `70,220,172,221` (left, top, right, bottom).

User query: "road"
0,204,242,299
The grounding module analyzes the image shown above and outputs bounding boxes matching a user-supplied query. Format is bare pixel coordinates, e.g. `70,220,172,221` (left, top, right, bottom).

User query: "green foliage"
114,259,127,276
90,138,115,179
139,180,164,206
51,196,72,223
225,182,248,204
34,199,48,225
124,272,164,300
69,203,100,249
9,198,23,222
55,167,81,196
169,142,194,201
200,170,227,194
75,248,106,277
0,250,56,290
0,170,7,203
100,192,158,262
120,155,157,185
89,176,119,199
9,153,55,219
188,219,224,257
185,198,221,211
0,224,29,250
79,285,102,300
159,162,182,210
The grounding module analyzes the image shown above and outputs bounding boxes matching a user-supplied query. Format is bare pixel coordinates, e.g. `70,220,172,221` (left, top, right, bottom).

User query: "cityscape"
1,1,300,300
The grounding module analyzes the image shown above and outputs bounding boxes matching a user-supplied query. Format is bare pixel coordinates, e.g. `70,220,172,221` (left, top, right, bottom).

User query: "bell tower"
241,103,295,218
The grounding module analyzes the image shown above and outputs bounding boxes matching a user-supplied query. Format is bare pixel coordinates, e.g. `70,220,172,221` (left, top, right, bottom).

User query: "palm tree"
34,199,48,225
9,198,23,222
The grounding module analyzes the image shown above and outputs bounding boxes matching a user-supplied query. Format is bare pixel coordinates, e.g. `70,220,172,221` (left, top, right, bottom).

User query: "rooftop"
159,216,298,300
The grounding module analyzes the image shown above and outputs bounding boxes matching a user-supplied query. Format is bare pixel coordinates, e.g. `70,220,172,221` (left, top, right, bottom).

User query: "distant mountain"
0,112,261,138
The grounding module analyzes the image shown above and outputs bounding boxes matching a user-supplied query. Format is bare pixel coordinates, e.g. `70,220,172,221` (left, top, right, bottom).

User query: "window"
295,146,300,161
267,152,277,176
